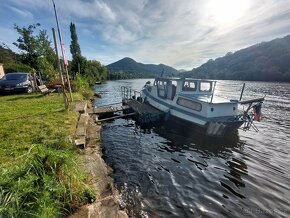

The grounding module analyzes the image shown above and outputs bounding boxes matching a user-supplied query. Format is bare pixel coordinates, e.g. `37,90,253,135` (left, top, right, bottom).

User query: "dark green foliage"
13,23,57,81
13,23,41,69
84,60,108,84
70,23,82,60
69,22,87,76
73,74,94,99
0,44,17,65
0,44,32,72
107,57,180,79
69,23,108,83
184,35,290,82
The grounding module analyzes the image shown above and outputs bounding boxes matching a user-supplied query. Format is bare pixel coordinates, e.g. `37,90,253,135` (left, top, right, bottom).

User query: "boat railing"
212,81,246,102
121,86,141,101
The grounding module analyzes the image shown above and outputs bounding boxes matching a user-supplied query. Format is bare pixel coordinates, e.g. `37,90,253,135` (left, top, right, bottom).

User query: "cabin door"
157,80,168,99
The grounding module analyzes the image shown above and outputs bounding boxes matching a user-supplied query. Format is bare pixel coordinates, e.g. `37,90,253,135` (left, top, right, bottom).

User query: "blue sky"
1,0,290,70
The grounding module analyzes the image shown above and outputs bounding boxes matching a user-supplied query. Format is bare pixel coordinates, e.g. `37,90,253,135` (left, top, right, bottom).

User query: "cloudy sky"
1,0,290,70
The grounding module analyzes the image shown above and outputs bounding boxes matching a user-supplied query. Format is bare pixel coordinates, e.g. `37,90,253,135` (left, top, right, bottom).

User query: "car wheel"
27,86,33,93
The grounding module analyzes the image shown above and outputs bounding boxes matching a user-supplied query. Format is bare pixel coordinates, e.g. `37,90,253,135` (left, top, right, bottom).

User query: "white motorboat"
140,77,264,136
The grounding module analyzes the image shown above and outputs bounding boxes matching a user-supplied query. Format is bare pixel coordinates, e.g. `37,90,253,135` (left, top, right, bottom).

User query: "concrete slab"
75,101,88,113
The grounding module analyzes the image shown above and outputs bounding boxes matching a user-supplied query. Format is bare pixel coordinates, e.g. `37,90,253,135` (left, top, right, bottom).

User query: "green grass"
0,93,94,217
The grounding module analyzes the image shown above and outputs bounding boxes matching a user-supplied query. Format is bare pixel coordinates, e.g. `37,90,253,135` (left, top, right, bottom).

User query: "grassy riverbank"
0,93,94,217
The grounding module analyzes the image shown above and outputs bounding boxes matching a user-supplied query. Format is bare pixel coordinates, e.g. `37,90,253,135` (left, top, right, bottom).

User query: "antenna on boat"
239,83,246,101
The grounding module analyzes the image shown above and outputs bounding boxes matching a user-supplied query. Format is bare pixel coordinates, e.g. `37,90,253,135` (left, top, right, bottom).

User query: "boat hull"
141,89,244,137
162,115,242,137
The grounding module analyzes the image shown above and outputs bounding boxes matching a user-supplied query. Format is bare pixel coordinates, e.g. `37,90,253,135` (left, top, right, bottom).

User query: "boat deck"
179,93,237,104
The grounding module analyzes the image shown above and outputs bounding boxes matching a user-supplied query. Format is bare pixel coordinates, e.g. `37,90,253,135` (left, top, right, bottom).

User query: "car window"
5,74,27,81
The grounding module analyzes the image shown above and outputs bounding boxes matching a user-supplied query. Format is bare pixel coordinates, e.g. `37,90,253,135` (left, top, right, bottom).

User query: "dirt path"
70,102,128,218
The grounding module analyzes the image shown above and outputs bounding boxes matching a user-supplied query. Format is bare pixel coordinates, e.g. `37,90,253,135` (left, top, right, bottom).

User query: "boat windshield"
183,81,197,91
200,82,212,92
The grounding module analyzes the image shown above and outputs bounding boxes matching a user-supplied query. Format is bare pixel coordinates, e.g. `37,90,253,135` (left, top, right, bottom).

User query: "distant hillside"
184,35,290,82
107,57,179,79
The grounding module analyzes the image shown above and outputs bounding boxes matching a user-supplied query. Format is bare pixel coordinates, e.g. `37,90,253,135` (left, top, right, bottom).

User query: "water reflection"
102,118,250,217
99,79,290,218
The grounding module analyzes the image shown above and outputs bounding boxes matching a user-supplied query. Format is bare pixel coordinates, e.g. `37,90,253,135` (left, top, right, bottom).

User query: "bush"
73,74,94,100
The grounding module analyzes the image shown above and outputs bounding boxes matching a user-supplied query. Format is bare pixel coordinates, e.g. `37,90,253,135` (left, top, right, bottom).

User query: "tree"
13,23,57,80
84,60,108,83
69,22,108,83
13,23,40,69
70,22,81,59
69,22,86,76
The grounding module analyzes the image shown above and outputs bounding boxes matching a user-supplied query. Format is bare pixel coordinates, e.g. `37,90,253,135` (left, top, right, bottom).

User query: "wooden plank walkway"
124,100,163,115
96,112,137,123
93,105,130,114
124,100,164,124
92,100,163,124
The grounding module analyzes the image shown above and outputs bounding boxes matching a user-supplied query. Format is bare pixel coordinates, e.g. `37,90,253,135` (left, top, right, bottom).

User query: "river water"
94,79,290,218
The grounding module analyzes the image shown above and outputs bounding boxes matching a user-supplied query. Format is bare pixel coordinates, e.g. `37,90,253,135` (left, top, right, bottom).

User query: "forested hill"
107,57,179,78
184,35,290,82
0,45,31,72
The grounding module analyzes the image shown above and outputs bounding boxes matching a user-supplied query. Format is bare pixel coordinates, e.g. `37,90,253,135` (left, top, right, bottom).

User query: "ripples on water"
96,79,290,218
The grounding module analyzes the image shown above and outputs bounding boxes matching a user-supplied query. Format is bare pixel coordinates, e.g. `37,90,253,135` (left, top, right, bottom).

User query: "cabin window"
157,80,167,98
172,81,177,86
200,82,212,92
182,81,197,91
177,97,202,111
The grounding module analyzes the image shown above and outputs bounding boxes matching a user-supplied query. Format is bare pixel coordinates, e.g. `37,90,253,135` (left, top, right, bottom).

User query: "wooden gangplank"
96,112,137,123
124,100,164,124
93,105,130,115
124,100,162,115
92,100,163,124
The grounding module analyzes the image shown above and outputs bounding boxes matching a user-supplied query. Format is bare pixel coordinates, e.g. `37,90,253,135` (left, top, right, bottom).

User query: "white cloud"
2,0,290,69
61,0,116,22
6,6,34,20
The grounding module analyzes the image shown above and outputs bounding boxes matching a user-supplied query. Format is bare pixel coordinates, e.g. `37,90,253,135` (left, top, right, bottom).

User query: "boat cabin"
143,77,240,120
140,77,263,135
152,77,215,102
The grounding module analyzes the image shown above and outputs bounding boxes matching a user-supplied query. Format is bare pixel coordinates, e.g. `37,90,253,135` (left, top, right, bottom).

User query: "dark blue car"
0,72,33,94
